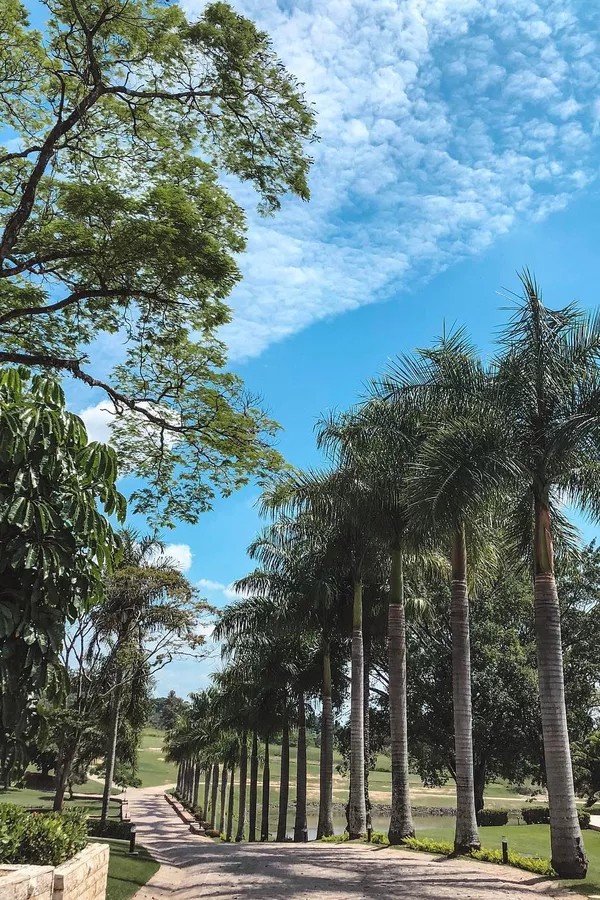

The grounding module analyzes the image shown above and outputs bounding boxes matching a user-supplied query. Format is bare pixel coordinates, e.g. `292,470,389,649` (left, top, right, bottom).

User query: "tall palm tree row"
165,274,593,880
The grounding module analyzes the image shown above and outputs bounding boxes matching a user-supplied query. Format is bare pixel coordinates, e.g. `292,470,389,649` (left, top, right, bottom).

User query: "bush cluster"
520,807,590,828
87,818,132,840
0,805,87,867
476,809,509,827
401,834,555,878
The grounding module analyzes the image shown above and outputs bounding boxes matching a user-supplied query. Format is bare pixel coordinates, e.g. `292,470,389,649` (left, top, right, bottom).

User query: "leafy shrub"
471,847,555,877
403,837,454,855
320,833,349,843
87,819,132,840
204,828,221,838
370,831,389,845
521,806,550,824
0,805,87,866
521,806,590,828
476,808,509,827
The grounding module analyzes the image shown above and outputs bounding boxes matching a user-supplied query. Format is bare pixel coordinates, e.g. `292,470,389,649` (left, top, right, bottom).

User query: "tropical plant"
0,367,124,776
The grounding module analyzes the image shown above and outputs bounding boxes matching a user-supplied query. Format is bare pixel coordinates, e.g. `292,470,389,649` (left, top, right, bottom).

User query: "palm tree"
94,530,197,825
383,332,496,853
318,400,437,843
492,273,597,877
263,469,381,838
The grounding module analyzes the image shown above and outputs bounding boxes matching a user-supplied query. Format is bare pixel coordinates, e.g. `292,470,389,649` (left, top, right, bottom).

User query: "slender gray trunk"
101,684,122,825
209,762,219,828
193,760,201,810
451,527,480,853
249,731,259,842
236,730,248,842
219,763,228,834
260,735,270,841
226,765,235,842
534,577,587,875
348,579,367,837
203,766,211,821
388,547,415,843
317,646,334,839
276,706,290,841
293,692,307,842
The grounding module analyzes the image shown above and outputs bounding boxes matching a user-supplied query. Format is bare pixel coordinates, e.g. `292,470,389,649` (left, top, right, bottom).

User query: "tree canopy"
0,0,317,525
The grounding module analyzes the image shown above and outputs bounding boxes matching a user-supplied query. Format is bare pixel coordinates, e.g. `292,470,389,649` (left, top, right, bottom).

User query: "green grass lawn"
93,838,159,900
136,727,177,788
0,784,121,816
402,822,600,897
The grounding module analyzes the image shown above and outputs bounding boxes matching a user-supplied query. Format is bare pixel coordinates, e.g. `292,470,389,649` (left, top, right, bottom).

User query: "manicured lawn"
408,822,600,897
0,785,120,815
94,838,159,900
136,727,177,788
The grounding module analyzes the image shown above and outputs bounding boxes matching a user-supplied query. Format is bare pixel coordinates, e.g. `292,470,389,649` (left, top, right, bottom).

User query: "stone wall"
0,844,109,900
53,842,109,900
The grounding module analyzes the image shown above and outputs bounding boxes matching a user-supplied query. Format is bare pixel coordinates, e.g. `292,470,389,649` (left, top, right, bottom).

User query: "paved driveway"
128,787,584,900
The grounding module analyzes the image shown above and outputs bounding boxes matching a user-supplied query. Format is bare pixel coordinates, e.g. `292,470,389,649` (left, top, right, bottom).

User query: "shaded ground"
128,787,586,900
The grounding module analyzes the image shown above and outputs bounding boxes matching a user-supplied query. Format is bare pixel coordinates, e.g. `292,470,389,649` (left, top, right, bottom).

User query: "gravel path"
128,786,585,900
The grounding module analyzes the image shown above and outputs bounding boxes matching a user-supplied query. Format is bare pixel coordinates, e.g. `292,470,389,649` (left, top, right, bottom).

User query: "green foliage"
370,831,390,845
319,833,350,843
0,367,124,768
87,819,132,840
403,836,454,855
476,809,509,827
0,805,87,866
470,847,555,877
0,0,316,527
520,806,590,828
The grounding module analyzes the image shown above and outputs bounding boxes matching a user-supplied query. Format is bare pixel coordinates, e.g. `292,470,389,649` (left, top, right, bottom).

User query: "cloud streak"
183,0,600,360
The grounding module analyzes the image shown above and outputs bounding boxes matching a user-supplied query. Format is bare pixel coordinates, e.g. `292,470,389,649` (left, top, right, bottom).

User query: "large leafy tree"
0,0,316,525
0,367,123,774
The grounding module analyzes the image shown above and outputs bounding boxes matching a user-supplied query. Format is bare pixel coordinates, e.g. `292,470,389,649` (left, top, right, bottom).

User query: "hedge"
520,806,590,828
0,805,88,866
476,809,509,827
87,818,133,840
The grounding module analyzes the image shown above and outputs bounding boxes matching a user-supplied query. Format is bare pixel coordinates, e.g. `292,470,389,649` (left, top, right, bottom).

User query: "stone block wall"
53,843,109,900
0,843,109,900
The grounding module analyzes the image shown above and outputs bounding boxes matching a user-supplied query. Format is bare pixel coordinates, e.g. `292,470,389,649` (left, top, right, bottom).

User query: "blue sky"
69,0,600,696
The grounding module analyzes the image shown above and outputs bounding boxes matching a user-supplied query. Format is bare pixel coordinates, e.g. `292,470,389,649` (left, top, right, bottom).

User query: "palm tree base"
552,849,588,880
453,839,480,855
388,829,415,845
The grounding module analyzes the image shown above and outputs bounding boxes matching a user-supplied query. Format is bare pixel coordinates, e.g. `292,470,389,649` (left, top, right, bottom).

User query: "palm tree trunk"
210,761,219,828
294,690,308,842
450,526,480,853
317,644,334,839
236,730,248,842
348,578,367,838
260,734,270,841
388,546,415,843
364,629,372,832
176,763,182,794
193,760,201,810
276,704,290,841
249,731,259,842
226,764,235,842
203,766,211,821
219,763,228,834
533,498,587,878
101,683,122,825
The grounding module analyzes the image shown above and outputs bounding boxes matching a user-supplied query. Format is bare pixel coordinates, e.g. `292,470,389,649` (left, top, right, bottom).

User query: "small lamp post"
501,836,509,864
129,823,138,856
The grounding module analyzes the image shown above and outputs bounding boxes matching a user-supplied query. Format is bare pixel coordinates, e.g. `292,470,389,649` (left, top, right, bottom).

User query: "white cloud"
164,543,193,572
198,578,239,600
78,401,115,444
180,0,600,360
